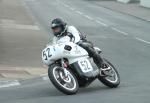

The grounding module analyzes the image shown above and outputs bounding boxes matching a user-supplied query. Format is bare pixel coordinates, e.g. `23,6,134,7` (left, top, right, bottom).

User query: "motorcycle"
42,42,120,95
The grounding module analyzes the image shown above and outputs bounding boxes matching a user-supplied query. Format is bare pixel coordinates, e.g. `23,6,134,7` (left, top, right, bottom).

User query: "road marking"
62,3,70,8
65,5,70,8
98,17,117,26
0,19,40,30
40,73,48,76
59,2,110,27
95,20,108,27
97,17,107,22
0,80,20,88
136,37,150,45
40,73,49,80
147,20,150,22
42,76,49,80
25,0,36,1
2,24,40,30
75,11,83,15
88,35,107,38
59,2,109,27
111,27,128,36
70,7,75,11
1,19,15,24
84,15,94,20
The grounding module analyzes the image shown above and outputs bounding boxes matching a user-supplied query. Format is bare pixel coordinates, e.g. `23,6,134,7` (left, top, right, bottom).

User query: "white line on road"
0,19,40,30
75,11,83,15
70,7,75,11
40,73,48,77
147,20,150,22
95,20,108,27
84,15,94,20
42,76,49,80
59,1,109,27
111,27,128,36
40,73,49,80
97,17,111,26
97,17,107,22
61,2,70,8
88,35,107,38
62,3,70,8
1,24,40,30
135,37,150,45
0,80,20,88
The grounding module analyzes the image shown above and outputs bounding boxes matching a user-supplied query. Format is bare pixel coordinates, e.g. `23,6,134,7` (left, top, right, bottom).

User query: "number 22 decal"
43,48,52,60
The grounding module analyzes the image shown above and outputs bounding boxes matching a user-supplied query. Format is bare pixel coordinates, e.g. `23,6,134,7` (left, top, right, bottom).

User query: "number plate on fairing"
42,46,54,65
78,59,93,73
42,47,52,61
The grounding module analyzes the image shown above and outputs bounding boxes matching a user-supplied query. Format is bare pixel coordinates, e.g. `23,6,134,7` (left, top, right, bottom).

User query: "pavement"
0,0,48,81
0,66,47,81
92,0,150,21
0,0,150,103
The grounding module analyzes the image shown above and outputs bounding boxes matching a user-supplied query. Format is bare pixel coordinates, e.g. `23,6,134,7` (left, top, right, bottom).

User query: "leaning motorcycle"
42,42,120,95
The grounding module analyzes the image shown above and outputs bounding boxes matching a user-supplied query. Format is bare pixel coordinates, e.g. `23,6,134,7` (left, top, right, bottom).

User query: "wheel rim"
52,66,77,91
102,64,119,83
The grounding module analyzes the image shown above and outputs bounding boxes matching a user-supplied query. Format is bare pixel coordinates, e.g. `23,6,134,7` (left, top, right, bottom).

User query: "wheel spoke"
53,67,77,91
103,65,118,83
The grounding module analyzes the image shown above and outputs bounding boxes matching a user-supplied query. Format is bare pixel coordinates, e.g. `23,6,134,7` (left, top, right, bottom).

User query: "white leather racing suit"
52,26,81,44
52,25,104,68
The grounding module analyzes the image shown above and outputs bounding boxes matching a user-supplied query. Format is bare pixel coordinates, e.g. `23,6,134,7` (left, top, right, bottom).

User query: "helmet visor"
51,26,62,34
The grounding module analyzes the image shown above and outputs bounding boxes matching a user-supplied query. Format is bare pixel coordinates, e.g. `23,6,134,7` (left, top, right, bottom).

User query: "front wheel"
48,63,79,95
98,58,120,88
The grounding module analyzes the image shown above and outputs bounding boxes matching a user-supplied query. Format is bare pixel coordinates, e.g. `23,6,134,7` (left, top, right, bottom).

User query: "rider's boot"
92,53,110,76
92,51,104,67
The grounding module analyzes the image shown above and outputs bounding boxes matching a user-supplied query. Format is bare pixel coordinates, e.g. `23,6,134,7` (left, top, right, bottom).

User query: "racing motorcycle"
42,42,120,95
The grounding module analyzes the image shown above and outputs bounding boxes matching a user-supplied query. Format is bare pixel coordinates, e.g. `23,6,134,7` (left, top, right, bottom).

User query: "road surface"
0,0,150,103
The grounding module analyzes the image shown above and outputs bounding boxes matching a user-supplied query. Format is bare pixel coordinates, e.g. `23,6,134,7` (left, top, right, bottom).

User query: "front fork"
61,59,70,77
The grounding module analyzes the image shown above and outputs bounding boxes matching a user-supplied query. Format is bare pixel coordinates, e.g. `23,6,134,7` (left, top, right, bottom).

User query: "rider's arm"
67,26,81,43
56,36,71,43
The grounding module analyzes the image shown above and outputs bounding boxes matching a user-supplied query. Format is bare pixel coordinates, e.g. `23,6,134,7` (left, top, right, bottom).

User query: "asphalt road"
1,0,150,102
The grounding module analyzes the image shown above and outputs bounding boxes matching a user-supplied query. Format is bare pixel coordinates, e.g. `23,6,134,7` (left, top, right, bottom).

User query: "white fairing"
42,42,88,65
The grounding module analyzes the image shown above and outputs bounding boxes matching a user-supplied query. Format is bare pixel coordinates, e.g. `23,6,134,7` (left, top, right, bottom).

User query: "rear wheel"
98,58,120,88
48,63,79,95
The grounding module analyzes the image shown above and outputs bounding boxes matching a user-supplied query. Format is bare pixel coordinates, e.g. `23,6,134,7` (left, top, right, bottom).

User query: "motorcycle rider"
51,18,107,70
